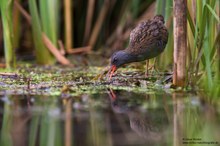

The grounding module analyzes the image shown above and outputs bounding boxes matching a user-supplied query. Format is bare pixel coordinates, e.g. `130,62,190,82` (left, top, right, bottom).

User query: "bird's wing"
128,20,168,55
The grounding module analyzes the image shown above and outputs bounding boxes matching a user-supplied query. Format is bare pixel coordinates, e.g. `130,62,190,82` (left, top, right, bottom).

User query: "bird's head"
108,51,134,79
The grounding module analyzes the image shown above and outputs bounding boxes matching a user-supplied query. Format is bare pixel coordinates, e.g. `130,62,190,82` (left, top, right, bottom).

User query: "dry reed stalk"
42,33,71,65
14,2,72,65
105,1,130,48
83,0,95,45
58,40,66,55
88,0,110,49
64,0,73,52
173,0,187,87
68,46,91,54
14,0,31,24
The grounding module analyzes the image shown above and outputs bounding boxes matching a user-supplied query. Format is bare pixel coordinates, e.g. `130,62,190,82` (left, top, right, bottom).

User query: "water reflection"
0,91,219,146
107,89,169,145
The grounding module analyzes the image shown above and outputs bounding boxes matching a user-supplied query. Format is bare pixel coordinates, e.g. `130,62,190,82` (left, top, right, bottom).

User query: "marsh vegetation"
0,0,220,146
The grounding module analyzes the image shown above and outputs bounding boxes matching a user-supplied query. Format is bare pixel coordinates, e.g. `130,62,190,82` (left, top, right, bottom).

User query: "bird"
108,15,168,79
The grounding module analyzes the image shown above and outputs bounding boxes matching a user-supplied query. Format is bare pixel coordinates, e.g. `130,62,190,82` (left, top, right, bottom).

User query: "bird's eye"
113,57,117,62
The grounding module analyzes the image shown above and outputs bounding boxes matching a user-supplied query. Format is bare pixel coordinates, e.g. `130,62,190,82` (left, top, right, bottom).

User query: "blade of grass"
187,0,198,82
202,1,217,89
194,0,219,91
156,0,165,14
203,39,213,88
205,4,220,22
28,0,55,64
210,20,220,60
0,0,16,69
40,0,60,45
13,0,21,49
186,7,195,37
131,0,141,19
194,2,210,73
157,0,173,69
186,0,195,75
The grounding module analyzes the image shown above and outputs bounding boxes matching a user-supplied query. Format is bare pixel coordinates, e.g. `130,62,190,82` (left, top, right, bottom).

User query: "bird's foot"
145,65,159,78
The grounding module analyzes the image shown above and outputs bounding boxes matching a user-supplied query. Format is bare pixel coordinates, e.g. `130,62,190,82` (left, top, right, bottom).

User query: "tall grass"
40,0,60,47
156,0,173,70
29,0,55,64
187,0,220,97
155,0,220,97
0,0,16,69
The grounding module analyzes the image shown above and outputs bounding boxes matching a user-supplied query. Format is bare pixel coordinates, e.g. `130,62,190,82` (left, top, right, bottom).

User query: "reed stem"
173,0,187,87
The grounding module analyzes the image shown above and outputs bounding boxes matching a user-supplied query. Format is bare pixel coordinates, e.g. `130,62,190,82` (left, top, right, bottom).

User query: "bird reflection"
107,89,166,142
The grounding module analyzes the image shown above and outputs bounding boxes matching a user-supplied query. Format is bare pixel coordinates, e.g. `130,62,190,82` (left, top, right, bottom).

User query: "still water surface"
0,90,219,146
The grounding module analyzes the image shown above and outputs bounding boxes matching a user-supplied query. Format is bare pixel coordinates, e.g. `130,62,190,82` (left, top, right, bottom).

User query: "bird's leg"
145,60,149,78
107,88,117,101
149,58,156,73
145,59,158,78
152,58,159,74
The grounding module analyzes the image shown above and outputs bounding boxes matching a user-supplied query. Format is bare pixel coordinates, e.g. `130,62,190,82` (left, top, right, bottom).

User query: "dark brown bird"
108,15,168,79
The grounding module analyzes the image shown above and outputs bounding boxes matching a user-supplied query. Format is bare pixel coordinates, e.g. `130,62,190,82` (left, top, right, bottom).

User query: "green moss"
0,64,179,96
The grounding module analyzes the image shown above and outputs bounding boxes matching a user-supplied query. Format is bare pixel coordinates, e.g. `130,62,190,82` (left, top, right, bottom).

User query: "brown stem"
14,0,31,24
58,40,66,55
88,0,110,49
83,0,95,45
173,0,187,87
64,0,73,52
68,46,91,54
42,33,71,65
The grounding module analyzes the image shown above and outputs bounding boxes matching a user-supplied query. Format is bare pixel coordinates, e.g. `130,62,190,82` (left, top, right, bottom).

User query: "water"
0,90,219,146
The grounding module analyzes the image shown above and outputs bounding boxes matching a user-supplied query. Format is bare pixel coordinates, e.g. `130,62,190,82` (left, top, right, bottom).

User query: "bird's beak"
107,65,117,80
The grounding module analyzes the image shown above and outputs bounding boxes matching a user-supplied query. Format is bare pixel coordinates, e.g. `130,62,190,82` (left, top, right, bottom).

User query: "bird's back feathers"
126,15,168,59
